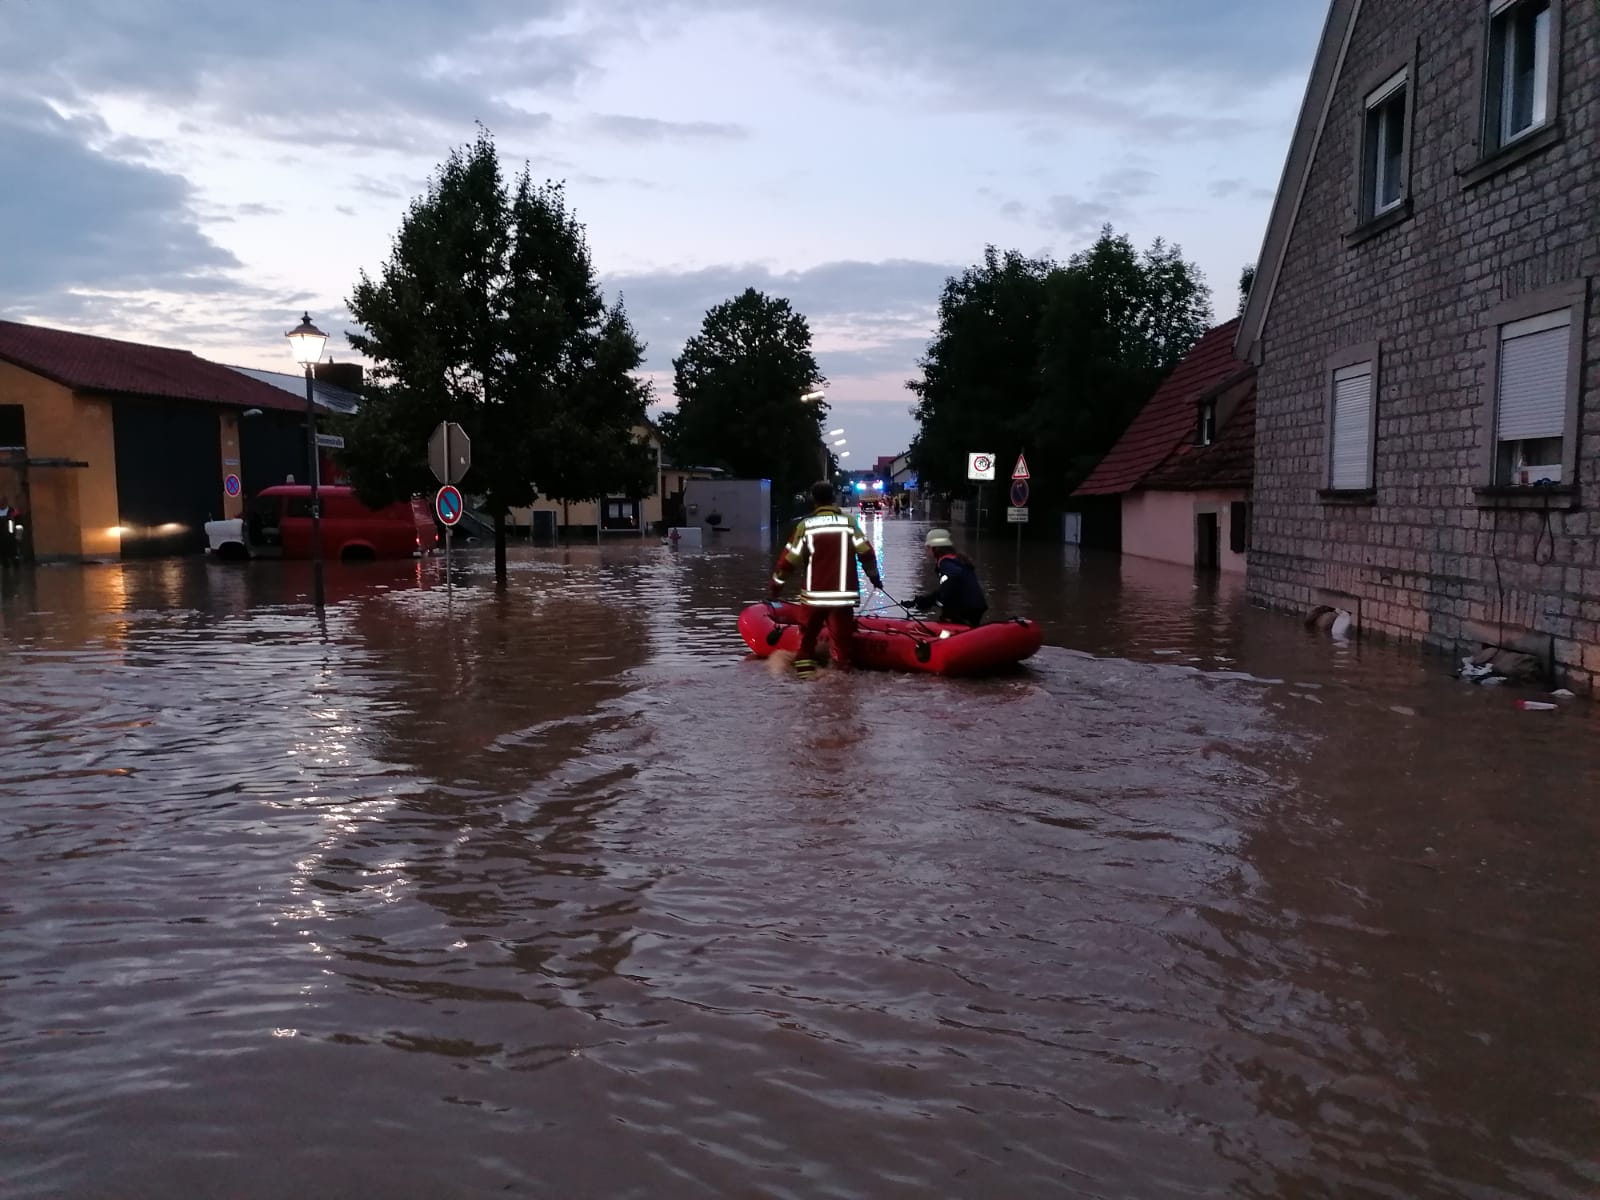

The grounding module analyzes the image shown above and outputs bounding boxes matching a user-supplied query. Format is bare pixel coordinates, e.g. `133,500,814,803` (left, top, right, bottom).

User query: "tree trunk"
494,510,507,582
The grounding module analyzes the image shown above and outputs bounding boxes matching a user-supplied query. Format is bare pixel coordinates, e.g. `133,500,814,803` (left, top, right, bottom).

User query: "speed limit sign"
967,451,996,481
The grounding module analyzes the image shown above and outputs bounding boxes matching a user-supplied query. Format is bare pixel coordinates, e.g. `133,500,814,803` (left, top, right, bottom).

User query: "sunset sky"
0,0,1324,462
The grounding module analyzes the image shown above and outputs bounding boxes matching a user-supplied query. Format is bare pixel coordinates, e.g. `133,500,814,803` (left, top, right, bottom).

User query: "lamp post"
285,312,329,609
801,389,828,480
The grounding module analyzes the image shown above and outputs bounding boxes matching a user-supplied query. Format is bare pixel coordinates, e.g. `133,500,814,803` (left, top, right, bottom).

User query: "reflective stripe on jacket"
771,506,878,607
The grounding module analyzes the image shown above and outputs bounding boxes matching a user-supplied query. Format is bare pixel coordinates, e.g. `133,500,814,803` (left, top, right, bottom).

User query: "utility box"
683,479,771,539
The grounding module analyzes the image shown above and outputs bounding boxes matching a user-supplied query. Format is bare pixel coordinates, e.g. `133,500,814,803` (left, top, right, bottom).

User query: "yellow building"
0,321,313,561
512,422,671,538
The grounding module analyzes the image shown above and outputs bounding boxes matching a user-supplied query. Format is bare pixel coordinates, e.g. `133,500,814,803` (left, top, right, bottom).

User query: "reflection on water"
2,521,1598,1199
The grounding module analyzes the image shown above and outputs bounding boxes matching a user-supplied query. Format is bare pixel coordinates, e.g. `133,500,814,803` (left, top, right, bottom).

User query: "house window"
1198,401,1216,446
1361,69,1408,220
1229,501,1249,554
1486,0,1553,150
1329,361,1375,490
1494,309,1570,485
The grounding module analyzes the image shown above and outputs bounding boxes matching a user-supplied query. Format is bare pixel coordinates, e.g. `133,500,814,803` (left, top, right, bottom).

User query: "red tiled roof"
0,321,304,412
1143,381,1255,491
1073,318,1248,496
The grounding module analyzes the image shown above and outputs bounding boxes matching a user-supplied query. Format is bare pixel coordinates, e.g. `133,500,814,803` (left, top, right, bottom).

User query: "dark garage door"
113,400,222,558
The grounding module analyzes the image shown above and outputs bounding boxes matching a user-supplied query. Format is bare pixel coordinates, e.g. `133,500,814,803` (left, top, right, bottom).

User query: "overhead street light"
285,312,329,610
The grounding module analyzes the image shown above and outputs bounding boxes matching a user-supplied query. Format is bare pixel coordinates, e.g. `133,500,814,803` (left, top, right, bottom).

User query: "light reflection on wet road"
2,518,1597,1198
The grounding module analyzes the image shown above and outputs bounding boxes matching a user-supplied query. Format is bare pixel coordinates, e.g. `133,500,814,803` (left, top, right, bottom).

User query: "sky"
0,0,1325,464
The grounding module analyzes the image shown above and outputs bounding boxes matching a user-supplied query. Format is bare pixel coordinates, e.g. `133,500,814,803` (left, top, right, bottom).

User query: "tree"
660,288,826,504
345,128,653,579
1238,263,1257,316
1032,228,1213,496
907,247,1054,497
908,227,1212,520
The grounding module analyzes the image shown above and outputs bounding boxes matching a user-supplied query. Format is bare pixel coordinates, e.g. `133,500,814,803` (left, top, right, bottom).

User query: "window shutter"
1330,365,1373,490
1496,316,1569,442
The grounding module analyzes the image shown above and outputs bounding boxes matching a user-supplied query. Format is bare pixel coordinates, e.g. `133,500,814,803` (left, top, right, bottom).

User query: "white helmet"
924,528,954,549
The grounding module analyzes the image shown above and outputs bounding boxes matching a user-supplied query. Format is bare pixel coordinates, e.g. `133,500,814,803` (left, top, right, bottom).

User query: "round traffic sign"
224,473,241,497
972,454,992,473
436,485,463,526
1010,478,1029,507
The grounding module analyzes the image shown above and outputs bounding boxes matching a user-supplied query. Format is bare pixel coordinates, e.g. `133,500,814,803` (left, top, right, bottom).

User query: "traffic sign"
1007,506,1030,523
316,433,345,450
428,421,471,484
436,485,463,526
223,473,241,497
967,452,996,481
1012,453,1030,480
1010,478,1029,507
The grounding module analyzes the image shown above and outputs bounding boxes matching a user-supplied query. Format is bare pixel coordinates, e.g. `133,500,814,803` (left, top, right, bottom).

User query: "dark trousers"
798,606,857,668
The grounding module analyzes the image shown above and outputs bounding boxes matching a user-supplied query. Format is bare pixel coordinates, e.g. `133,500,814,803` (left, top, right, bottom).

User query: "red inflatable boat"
738,602,1043,677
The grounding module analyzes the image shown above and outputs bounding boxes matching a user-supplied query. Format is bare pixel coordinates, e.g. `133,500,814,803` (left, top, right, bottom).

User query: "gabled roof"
1073,318,1249,496
228,366,362,415
0,321,304,412
1236,0,1362,361
1143,381,1256,492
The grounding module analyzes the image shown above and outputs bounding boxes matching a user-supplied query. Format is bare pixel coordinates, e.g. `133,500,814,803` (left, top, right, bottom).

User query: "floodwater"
2,517,1597,1199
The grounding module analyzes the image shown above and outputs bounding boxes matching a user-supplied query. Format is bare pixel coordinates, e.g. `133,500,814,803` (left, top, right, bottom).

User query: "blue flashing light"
854,481,866,491
871,480,883,491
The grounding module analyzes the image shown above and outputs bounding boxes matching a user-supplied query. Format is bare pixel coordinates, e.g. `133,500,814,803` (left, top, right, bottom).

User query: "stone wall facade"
1249,0,1600,689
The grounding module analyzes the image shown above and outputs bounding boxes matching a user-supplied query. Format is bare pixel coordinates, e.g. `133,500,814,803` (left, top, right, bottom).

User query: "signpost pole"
443,422,453,597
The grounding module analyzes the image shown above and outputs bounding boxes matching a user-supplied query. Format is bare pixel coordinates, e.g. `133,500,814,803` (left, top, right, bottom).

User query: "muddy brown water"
2,519,1597,1199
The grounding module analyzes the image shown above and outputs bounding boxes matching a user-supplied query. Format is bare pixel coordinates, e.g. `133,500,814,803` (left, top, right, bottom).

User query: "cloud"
601,258,959,385
0,97,240,307
617,0,1320,138
584,113,748,143
1208,177,1276,201
1041,163,1160,238
0,1,586,153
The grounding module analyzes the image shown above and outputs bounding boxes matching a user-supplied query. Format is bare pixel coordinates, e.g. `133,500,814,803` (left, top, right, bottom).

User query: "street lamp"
285,312,329,609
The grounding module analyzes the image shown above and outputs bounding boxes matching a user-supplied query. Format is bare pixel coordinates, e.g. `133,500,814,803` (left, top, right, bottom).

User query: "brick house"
1074,319,1257,574
1238,0,1600,687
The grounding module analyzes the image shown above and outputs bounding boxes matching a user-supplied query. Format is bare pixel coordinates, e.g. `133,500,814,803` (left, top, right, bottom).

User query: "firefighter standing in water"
768,481,882,677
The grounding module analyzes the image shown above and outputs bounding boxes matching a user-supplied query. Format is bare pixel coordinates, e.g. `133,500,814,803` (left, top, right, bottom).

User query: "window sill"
1319,488,1376,506
1459,120,1563,189
1474,485,1578,511
1343,199,1413,247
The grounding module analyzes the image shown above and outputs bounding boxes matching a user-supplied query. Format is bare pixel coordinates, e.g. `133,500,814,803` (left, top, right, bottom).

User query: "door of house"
601,498,641,532
1195,511,1220,570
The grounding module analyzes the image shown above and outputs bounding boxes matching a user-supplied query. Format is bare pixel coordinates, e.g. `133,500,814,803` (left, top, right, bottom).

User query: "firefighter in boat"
911,528,987,627
768,481,882,677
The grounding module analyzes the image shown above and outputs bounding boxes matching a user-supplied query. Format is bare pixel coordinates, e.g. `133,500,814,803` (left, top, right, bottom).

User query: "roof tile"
0,321,305,413
1073,317,1247,496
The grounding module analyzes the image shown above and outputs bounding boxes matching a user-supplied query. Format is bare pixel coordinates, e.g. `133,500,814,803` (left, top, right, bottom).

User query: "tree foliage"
909,226,1213,517
344,127,654,576
659,288,826,503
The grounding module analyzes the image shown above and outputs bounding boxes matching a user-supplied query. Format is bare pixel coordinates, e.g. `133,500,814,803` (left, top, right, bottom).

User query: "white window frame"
1479,281,1588,495
1361,68,1409,221
1328,359,1376,491
1483,0,1559,156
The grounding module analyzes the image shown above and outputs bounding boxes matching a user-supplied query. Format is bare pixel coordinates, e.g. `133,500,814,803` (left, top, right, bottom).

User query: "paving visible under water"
2,521,1596,1198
